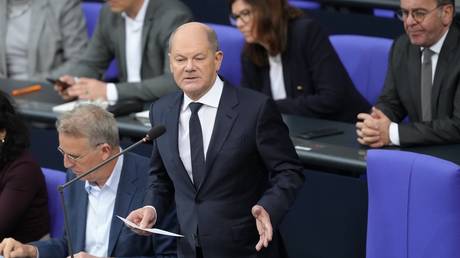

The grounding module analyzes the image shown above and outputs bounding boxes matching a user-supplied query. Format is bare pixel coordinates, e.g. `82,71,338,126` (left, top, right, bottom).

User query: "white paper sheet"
116,215,183,237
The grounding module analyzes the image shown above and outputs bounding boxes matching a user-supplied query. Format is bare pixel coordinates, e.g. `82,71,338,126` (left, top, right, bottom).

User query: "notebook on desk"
291,136,366,171
134,110,151,127
52,99,143,117
52,100,108,113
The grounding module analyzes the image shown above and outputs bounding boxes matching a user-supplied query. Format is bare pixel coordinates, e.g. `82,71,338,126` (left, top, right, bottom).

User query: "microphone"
57,124,166,258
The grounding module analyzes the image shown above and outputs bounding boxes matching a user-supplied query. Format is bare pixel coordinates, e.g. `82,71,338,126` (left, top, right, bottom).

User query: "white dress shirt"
178,77,223,182
106,0,149,104
388,29,448,146
268,54,287,100
84,153,124,257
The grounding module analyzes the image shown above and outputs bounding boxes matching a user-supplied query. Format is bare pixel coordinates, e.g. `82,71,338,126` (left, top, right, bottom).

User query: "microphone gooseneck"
57,124,166,258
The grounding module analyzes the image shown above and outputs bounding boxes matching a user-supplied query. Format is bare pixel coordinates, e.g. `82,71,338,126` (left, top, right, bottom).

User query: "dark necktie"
189,102,205,187
421,48,435,122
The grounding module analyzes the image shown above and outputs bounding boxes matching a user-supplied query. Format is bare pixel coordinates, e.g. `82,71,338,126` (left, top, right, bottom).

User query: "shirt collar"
85,148,124,193
181,76,224,112
121,0,149,23
420,28,449,55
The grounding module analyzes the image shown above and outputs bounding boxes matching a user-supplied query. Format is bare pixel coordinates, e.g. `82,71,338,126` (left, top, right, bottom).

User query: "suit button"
296,85,303,91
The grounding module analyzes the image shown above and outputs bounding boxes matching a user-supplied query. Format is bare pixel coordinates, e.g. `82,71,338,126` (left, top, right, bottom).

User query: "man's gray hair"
168,24,220,53
56,105,119,147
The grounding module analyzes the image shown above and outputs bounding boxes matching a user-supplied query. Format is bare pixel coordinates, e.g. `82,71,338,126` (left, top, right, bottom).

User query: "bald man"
126,22,305,258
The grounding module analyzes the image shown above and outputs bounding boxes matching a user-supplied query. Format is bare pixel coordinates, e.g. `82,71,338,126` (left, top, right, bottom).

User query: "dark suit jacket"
376,23,460,146
33,152,177,258
241,16,370,123
146,82,305,258
55,0,192,102
0,151,49,242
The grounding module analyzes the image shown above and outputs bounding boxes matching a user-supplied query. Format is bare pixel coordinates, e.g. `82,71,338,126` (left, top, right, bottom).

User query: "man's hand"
54,75,77,101
356,107,392,148
252,205,273,251
66,78,108,101
126,206,157,236
66,251,102,258
0,238,37,258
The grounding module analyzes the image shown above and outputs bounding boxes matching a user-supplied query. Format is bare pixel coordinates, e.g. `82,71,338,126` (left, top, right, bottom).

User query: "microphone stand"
57,132,153,258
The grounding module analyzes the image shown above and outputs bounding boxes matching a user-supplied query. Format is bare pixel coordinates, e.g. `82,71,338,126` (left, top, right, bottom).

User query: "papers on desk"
134,110,151,127
52,99,109,113
117,215,183,237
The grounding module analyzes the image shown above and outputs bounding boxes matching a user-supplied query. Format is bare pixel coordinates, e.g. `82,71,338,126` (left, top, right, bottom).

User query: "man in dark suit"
126,22,305,258
356,0,460,147
53,0,192,104
0,105,176,258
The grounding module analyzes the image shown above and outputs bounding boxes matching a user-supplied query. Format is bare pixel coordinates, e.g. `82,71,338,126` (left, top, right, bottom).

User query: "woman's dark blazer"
241,16,370,123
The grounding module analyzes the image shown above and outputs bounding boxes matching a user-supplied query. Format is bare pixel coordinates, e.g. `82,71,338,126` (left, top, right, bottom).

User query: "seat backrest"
366,150,460,258
329,35,392,105
289,0,321,10
42,168,66,238
207,23,245,86
81,2,118,81
81,2,103,37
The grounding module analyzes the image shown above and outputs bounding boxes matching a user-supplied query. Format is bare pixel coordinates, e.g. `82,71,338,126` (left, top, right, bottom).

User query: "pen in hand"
11,85,42,96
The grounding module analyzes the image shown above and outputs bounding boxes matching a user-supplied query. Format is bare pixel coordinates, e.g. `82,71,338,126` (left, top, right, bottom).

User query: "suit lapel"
140,1,154,73
199,83,239,192
166,93,194,187
117,16,127,79
107,154,136,255
70,180,89,252
27,0,47,75
431,27,458,117
0,1,7,75
408,45,422,119
282,44,293,97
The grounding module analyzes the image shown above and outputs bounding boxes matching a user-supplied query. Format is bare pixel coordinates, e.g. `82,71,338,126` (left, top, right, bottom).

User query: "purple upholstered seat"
81,2,118,82
207,23,245,86
329,35,392,105
366,150,460,258
41,168,66,238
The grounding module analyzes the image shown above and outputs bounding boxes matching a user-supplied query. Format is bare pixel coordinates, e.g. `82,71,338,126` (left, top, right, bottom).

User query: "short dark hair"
0,91,30,170
437,0,455,7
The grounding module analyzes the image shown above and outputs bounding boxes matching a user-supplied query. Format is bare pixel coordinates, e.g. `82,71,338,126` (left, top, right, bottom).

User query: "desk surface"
3,78,460,175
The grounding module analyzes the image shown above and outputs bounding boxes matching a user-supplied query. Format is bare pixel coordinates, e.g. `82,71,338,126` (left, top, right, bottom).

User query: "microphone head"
145,125,166,141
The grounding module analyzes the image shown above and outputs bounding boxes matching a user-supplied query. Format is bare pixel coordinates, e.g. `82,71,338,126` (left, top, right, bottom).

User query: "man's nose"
63,156,73,169
185,60,194,71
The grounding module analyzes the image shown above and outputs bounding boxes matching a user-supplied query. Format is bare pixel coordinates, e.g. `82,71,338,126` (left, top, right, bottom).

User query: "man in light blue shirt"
0,105,177,258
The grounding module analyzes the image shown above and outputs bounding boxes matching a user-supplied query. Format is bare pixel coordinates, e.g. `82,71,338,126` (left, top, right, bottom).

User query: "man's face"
400,0,452,47
106,0,141,14
169,25,223,100
58,133,106,183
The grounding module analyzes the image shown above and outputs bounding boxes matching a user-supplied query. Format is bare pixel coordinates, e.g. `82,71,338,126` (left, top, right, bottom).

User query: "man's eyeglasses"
57,143,102,162
229,9,252,26
396,4,446,23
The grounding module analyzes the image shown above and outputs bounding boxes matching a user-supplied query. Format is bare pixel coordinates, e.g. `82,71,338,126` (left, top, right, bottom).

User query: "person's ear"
440,4,454,26
100,143,112,160
214,50,224,72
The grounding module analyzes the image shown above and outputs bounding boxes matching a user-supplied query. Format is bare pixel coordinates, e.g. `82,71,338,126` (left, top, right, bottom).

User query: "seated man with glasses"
0,105,177,258
356,0,460,147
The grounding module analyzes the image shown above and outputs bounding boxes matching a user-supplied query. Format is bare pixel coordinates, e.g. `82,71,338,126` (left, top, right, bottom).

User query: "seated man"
0,105,177,258
356,0,460,147
53,0,192,105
